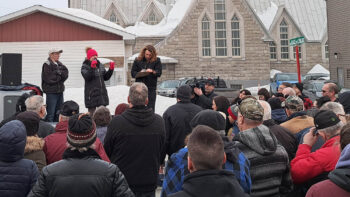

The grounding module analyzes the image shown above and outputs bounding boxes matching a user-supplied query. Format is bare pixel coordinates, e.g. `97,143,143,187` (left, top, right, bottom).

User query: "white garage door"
0,40,125,89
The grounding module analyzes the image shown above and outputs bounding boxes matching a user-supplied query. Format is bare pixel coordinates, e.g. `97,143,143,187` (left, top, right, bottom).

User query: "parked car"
157,80,180,97
270,73,300,94
303,80,325,99
303,73,330,83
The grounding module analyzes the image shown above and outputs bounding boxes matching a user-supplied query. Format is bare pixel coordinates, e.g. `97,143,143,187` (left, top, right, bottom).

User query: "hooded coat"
168,170,249,197
305,144,350,197
24,136,46,171
233,124,293,197
0,120,39,197
104,106,166,193
81,59,113,108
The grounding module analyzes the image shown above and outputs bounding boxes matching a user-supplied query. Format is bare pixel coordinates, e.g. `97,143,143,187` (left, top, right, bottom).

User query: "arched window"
231,15,240,56
280,19,289,59
214,0,227,56
81,0,87,10
202,15,211,56
109,13,117,23
147,12,157,25
325,41,329,59
269,42,277,60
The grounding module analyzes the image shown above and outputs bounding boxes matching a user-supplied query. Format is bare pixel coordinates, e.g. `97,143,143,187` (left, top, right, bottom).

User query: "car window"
159,80,179,88
277,74,298,81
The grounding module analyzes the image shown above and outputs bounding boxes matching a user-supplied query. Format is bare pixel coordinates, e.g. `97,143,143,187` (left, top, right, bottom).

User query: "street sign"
290,37,305,46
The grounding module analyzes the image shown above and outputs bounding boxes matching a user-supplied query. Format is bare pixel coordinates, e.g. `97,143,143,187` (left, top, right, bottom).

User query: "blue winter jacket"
0,120,39,197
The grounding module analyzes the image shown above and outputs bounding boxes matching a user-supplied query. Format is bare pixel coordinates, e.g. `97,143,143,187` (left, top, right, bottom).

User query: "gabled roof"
136,0,167,23
116,0,150,25
102,1,130,25
0,5,135,40
247,0,327,42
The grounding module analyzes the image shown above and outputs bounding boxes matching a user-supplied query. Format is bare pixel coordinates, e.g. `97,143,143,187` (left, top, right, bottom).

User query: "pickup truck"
179,77,240,101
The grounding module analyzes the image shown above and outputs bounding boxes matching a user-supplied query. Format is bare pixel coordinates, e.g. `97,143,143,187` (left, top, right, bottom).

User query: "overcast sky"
0,0,68,17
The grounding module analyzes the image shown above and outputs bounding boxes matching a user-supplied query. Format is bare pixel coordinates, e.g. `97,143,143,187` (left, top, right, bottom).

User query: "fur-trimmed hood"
25,136,44,154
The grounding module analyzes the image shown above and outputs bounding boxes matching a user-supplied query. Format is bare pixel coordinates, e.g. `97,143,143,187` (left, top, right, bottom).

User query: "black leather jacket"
28,149,134,197
131,57,162,89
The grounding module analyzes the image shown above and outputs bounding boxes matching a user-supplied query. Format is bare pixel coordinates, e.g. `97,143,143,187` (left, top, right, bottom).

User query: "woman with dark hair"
93,106,112,144
131,45,162,112
212,96,231,134
258,88,270,101
231,89,252,105
306,123,350,196
81,48,114,115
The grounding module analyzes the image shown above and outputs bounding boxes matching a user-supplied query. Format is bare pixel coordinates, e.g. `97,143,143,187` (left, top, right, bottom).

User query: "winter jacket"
28,149,134,197
0,120,39,197
41,58,68,94
104,106,166,193
291,135,341,184
271,108,288,124
43,120,110,164
305,144,350,197
161,137,251,197
131,57,162,89
263,119,297,160
233,124,293,197
81,59,113,108
168,169,249,197
162,101,202,160
196,91,217,109
280,112,314,134
24,136,46,171
37,120,55,138
339,91,350,114
97,126,108,145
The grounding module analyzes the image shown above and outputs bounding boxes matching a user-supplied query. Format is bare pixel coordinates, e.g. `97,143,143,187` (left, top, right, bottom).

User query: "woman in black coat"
131,45,162,112
81,48,114,115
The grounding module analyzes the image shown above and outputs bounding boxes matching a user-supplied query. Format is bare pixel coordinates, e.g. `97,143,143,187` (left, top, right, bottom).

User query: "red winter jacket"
43,120,110,164
291,135,340,184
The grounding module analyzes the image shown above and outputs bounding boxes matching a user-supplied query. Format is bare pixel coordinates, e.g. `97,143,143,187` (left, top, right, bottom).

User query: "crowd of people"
1,45,350,196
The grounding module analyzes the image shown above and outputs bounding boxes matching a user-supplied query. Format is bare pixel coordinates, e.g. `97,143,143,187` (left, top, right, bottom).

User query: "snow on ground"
246,84,270,96
64,85,176,116
308,64,330,74
125,0,194,37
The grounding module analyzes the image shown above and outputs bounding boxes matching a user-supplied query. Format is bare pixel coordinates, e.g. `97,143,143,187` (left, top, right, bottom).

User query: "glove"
109,62,115,70
91,60,97,68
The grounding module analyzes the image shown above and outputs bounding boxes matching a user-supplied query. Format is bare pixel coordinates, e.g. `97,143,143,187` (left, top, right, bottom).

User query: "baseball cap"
206,78,215,86
314,110,340,130
236,97,264,121
283,96,304,112
48,49,63,55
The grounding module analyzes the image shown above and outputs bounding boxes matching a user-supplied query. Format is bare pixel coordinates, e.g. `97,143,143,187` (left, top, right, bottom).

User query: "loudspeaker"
0,90,30,121
0,53,22,86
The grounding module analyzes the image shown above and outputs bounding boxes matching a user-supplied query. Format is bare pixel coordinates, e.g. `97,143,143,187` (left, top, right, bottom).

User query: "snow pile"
125,0,194,37
255,2,278,30
308,64,330,74
270,69,282,79
64,85,176,116
246,84,270,96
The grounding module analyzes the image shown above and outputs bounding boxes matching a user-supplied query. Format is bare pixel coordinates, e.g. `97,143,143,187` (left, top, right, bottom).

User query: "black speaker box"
0,53,22,86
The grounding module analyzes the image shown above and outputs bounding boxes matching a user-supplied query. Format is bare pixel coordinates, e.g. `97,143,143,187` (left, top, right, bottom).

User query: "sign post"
290,37,305,83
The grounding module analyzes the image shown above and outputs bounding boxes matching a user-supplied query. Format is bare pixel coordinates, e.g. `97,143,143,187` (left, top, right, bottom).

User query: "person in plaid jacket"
161,110,251,196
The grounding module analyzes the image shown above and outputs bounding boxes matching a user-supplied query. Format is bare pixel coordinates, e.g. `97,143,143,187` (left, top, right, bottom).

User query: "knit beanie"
190,110,226,132
87,49,98,60
16,111,40,136
176,85,192,102
268,97,283,110
227,104,238,121
67,114,96,148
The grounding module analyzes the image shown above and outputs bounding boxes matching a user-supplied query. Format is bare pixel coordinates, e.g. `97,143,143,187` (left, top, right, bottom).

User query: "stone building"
69,0,329,87
326,0,350,88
